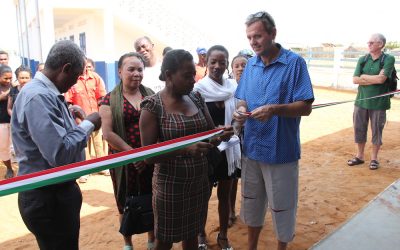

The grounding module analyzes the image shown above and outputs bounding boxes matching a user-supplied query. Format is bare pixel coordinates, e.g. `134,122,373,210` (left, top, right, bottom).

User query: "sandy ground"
0,87,399,250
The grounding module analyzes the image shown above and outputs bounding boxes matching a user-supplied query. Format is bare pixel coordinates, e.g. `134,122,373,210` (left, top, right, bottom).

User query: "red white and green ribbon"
1,90,398,197
312,89,400,109
0,128,223,197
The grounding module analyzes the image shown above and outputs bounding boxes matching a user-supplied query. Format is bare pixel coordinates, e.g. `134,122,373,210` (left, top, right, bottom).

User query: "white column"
103,7,115,61
103,7,116,90
39,1,55,61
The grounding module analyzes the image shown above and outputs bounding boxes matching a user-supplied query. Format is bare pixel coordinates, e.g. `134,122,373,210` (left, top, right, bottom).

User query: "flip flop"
198,235,208,250
216,233,233,250
198,243,207,250
369,160,379,170
347,157,365,166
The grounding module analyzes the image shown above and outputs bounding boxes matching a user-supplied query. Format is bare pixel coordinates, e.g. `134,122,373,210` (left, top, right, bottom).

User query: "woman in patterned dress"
100,52,155,250
139,49,233,250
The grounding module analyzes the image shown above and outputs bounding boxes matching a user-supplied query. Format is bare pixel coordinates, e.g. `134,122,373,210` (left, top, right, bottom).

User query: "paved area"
311,179,400,250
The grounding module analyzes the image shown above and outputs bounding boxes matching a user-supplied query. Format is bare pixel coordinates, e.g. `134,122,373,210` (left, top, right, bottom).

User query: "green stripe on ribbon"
0,130,221,197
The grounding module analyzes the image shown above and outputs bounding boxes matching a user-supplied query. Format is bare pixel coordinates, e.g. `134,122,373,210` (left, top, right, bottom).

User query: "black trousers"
18,181,82,250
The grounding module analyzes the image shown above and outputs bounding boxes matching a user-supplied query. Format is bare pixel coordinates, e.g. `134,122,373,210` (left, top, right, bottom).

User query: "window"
79,32,86,54
70,35,74,42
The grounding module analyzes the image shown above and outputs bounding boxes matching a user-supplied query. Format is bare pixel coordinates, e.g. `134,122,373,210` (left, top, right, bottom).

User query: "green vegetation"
386,41,400,50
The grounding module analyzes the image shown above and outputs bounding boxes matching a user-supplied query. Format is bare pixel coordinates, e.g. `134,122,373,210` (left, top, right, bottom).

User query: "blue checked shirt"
235,44,314,164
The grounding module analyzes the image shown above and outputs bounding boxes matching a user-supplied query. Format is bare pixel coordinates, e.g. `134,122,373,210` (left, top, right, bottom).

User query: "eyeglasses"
367,41,377,45
246,11,275,28
253,11,267,19
238,49,254,58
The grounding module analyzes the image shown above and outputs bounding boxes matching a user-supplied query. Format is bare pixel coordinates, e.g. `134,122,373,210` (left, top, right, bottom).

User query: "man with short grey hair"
347,33,395,170
12,40,101,250
234,11,314,250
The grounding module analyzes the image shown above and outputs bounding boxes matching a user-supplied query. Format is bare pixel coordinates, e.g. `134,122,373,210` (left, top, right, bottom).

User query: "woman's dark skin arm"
7,95,13,116
100,104,150,172
100,105,132,151
139,109,214,164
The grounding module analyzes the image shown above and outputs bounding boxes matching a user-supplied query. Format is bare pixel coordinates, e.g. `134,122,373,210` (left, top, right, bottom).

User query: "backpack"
360,53,398,97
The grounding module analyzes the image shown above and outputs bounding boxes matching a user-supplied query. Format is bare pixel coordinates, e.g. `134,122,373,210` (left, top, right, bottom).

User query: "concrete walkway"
311,179,400,250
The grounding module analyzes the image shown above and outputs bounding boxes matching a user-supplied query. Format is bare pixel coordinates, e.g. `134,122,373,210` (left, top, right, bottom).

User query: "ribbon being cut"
1,90,398,197
0,128,223,197
312,89,400,109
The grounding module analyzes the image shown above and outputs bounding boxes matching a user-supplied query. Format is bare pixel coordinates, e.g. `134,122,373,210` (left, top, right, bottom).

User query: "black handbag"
207,147,223,175
119,175,154,236
192,91,223,183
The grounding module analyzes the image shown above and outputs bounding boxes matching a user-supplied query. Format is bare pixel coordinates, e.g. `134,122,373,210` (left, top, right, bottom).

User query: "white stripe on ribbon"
0,129,222,196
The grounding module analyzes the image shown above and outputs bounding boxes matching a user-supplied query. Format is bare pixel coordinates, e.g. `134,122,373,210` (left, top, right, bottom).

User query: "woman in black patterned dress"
139,49,233,250
100,52,155,250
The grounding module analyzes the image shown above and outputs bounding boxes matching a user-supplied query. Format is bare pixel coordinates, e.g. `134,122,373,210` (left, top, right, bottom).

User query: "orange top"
65,71,106,115
195,64,207,82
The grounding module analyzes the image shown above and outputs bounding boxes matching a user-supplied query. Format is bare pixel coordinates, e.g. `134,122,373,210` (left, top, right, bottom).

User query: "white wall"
53,10,122,62
2,0,21,69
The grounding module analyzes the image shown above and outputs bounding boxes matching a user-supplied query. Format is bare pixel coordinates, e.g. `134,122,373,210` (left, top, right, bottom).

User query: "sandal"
216,233,233,250
198,243,208,250
198,235,208,250
347,157,365,166
369,160,379,170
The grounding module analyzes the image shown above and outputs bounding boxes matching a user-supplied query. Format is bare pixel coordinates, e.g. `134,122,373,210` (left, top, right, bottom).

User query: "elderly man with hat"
195,47,207,82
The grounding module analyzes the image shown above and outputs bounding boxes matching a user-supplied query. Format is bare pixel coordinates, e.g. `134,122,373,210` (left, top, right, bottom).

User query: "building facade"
14,0,212,90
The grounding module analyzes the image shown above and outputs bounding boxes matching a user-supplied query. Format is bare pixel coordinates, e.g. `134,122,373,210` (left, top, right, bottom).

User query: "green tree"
386,41,400,50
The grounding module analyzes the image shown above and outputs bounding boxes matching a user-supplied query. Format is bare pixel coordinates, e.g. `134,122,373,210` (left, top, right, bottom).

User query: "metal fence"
292,49,400,90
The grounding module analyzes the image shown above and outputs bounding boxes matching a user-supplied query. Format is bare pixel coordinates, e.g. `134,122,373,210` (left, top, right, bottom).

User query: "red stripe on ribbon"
0,128,223,186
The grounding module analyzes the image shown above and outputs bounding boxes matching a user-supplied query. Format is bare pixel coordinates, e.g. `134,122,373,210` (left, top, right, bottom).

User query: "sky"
169,0,399,49
2,0,399,58
2,0,19,50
